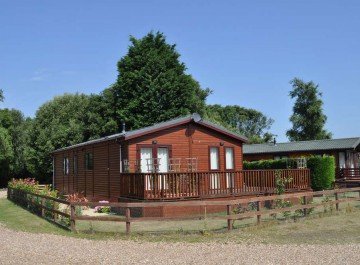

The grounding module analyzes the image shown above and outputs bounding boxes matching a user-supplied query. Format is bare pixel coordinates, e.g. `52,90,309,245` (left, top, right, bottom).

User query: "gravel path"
0,224,359,265
0,189,7,199
0,188,359,264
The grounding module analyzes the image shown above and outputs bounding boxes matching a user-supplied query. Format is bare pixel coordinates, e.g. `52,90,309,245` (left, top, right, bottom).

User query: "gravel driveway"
0,224,359,265
0,188,359,264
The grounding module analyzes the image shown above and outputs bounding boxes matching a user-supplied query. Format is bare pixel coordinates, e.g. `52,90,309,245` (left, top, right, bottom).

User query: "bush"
244,158,297,170
307,156,335,191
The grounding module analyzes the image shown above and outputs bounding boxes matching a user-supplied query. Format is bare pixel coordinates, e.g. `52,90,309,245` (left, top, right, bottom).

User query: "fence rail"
119,169,311,200
7,186,360,235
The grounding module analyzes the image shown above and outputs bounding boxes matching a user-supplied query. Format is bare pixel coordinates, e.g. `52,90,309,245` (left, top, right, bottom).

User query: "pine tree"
111,31,211,130
286,78,332,141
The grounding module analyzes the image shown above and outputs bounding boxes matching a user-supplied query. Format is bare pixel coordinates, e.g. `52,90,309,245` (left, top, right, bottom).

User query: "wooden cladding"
53,122,244,201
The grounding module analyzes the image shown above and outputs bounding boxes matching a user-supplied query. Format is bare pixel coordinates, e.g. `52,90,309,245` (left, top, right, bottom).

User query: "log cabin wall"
53,140,121,201
127,122,243,172
53,121,245,201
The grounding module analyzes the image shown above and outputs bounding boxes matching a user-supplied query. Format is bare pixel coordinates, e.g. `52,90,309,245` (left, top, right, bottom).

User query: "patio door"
225,147,235,189
210,147,220,189
158,147,169,173
140,148,153,190
157,147,169,189
339,152,346,169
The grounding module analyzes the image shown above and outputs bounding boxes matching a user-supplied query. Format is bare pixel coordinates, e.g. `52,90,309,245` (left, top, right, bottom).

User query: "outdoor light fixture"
220,142,225,146
152,140,157,144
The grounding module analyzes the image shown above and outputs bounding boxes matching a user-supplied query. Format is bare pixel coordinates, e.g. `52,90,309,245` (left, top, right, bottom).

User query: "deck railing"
119,169,311,200
338,168,360,179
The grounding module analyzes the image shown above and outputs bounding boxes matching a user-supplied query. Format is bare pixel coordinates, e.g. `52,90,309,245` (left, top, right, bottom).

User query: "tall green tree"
0,109,29,177
111,31,211,130
0,127,14,187
286,78,332,141
27,93,118,182
205,104,274,143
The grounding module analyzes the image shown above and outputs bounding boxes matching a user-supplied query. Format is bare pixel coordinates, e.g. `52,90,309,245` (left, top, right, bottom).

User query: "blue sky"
1,0,359,141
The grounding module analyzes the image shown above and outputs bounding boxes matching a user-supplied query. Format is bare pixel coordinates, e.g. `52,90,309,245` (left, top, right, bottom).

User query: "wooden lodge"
52,114,311,216
243,137,360,187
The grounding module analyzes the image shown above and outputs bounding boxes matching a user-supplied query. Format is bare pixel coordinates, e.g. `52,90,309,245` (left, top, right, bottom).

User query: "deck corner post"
256,201,261,225
125,207,131,235
335,192,339,211
70,203,76,233
227,204,232,230
41,197,45,217
303,195,308,216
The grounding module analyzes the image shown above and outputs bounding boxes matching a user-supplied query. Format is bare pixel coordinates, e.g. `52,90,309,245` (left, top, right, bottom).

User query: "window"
63,157,69,175
209,147,219,170
225,147,234,170
73,155,78,174
140,148,153,173
85,153,93,170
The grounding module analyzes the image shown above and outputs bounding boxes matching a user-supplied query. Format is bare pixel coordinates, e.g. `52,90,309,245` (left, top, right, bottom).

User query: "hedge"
244,156,336,191
243,158,297,170
307,156,335,191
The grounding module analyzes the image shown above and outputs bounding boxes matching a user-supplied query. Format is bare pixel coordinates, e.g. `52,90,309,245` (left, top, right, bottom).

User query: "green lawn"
1,195,360,244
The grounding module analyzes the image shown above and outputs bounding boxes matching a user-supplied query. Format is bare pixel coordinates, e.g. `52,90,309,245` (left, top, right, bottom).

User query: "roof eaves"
196,119,249,143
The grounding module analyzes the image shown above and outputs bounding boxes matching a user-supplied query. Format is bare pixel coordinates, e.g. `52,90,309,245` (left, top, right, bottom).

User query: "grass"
1,194,360,244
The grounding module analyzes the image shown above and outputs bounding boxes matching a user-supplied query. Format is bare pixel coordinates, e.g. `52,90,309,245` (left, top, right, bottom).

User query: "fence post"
227,204,232,230
125,207,131,235
335,192,339,211
41,197,45,217
303,195,308,216
256,201,261,225
70,203,77,232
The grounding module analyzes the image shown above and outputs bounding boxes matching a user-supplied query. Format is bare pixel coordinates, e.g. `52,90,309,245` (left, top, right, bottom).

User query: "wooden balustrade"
338,168,360,179
119,169,311,200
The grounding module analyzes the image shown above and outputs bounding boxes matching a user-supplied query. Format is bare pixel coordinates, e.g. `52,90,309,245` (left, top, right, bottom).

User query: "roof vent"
273,137,277,146
192,113,202,122
121,121,126,134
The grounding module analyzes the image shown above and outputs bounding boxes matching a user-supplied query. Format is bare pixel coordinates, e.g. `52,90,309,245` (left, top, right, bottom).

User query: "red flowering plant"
8,178,39,193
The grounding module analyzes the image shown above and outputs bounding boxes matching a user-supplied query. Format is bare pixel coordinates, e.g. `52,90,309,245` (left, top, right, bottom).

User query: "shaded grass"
1,194,360,244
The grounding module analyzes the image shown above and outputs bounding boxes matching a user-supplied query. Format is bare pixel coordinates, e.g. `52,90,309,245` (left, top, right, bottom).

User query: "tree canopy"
110,31,211,130
286,78,332,141
0,89,4,102
205,104,274,143
26,93,118,182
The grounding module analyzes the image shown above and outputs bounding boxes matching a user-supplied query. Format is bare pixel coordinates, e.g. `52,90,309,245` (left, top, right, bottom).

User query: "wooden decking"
336,168,360,187
119,169,311,200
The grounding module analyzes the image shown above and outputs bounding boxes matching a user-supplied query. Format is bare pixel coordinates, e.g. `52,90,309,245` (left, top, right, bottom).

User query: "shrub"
307,156,335,191
244,158,297,170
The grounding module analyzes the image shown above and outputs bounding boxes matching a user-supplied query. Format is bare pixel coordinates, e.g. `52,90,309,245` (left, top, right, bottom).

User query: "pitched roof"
52,113,248,153
243,137,360,155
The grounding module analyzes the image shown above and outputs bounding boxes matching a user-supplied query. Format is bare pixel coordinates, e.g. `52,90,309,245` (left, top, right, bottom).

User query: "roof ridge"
244,137,360,146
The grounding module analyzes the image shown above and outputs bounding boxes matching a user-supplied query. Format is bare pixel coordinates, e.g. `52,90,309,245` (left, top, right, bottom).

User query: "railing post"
70,203,77,232
256,201,261,225
335,192,339,211
303,195,308,216
125,207,131,235
41,197,45,217
227,204,232,230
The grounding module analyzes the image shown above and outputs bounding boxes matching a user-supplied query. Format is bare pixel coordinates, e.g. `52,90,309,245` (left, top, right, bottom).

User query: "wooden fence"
7,187,71,229
7,186,360,235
